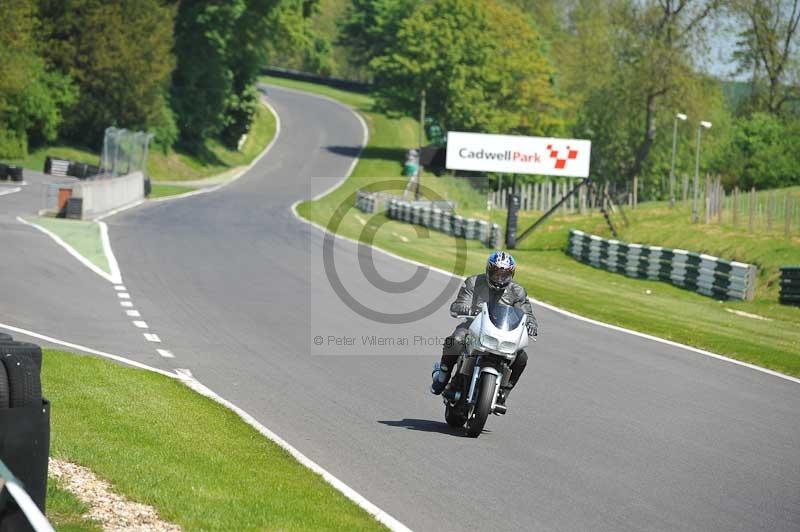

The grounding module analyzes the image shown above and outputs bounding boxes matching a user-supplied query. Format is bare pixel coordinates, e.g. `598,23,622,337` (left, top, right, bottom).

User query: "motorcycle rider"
431,251,537,405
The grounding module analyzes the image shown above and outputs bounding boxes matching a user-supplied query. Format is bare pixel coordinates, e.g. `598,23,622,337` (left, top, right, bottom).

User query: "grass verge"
43,349,386,531
24,217,109,276
47,480,102,532
149,183,196,199
274,76,800,378
8,101,277,183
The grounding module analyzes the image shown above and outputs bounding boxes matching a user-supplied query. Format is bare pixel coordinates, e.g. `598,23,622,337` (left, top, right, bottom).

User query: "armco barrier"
386,198,501,248
567,229,757,300
779,266,800,306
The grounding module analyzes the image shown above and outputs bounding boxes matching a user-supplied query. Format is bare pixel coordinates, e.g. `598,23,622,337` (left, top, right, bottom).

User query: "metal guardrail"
566,229,758,300
0,459,54,532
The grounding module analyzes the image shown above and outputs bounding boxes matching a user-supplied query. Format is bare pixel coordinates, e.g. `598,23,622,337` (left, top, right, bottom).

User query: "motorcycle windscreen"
487,303,524,331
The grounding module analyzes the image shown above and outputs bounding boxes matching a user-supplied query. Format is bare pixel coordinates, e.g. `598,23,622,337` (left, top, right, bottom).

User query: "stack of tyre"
0,333,49,532
0,163,24,183
779,266,800,306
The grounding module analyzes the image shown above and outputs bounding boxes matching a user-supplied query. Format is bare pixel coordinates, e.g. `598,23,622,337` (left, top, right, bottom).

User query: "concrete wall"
70,172,144,219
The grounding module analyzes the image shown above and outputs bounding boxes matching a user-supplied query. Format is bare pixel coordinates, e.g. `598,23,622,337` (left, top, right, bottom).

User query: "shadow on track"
378,418,469,437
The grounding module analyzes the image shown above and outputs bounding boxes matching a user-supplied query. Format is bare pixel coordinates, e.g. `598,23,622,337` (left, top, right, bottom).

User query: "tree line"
0,0,319,158
330,0,799,195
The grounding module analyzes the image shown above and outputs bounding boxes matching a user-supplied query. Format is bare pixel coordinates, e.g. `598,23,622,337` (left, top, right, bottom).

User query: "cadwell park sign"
445,131,591,178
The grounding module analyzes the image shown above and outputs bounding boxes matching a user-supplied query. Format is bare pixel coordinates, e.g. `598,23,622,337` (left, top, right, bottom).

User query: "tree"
338,0,417,74
370,0,565,136
0,0,75,157
730,0,800,115
39,0,176,149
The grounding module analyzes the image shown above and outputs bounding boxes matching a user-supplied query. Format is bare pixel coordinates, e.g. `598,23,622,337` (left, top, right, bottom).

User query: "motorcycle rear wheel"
465,373,495,438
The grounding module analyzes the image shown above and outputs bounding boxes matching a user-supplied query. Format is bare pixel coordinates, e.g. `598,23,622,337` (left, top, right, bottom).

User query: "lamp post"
669,113,687,208
692,120,712,223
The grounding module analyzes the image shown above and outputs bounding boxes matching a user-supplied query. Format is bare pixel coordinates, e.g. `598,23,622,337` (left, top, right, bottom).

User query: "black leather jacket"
450,274,538,336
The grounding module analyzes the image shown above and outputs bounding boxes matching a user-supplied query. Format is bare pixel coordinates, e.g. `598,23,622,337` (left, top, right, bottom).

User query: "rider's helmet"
486,251,516,291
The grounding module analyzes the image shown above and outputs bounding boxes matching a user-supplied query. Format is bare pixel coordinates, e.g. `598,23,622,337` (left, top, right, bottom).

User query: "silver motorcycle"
441,301,529,437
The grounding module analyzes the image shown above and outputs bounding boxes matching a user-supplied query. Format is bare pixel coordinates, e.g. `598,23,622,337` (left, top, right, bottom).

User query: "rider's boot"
496,384,513,406
430,362,451,395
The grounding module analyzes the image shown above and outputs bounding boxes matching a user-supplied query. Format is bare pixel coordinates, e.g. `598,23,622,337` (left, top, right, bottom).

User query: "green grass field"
24,217,110,276
43,349,385,531
273,76,800,378
8,102,277,183
149,183,196,199
47,480,101,531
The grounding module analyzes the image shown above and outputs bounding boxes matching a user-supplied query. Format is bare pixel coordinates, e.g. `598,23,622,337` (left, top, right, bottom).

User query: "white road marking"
0,187,21,197
156,349,174,359
114,285,126,291
16,216,118,284
0,322,175,378
125,310,141,317
355,215,366,225
392,232,409,243
132,320,148,329
120,301,133,308
174,368,412,532
290,204,800,386
143,333,161,343
0,321,409,532
117,292,130,299
98,221,122,283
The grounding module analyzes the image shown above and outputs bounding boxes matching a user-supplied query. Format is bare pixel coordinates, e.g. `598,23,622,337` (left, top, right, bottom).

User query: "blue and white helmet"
486,251,516,290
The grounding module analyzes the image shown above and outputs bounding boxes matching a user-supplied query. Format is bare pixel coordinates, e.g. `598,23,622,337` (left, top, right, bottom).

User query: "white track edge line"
0,322,175,378
0,322,411,531
293,205,799,386
174,369,412,532
98,221,122,284
0,186,22,197
17,216,116,284
147,99,282,204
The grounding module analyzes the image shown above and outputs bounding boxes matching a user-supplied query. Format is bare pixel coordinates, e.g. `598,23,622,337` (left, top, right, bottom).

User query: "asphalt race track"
3,85,799,531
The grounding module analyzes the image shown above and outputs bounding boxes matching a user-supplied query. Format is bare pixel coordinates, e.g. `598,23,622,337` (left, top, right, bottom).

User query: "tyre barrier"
0,163,23,182
567,229,757,301
43,156,100,180
386,198,501,248
0,335,49,532
780,266,800,306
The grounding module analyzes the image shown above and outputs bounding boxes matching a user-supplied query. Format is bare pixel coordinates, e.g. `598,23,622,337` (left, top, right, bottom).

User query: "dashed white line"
114,285,126,291
125,310,141,317
157,349,174,359
117,292,130,299
143,333,161,343
0,187,22,197
120,301,133,308
132,320,149,329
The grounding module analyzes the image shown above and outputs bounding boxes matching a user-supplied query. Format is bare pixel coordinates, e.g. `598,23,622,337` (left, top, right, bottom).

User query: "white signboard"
446,131,591,178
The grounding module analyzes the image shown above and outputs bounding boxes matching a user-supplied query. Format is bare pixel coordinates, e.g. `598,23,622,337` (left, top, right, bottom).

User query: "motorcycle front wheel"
465,373,496,438
445,404,467,428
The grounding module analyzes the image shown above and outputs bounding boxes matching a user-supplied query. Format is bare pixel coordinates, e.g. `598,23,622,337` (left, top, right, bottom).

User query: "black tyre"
0,332,11,342
0,359,9,408
2,353,42,407
445,404,467,428
0,341,42,371
465,373,496,438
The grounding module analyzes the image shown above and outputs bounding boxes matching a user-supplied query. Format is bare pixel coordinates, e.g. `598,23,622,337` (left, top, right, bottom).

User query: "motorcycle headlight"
499,341,517,353
480,333,498,349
